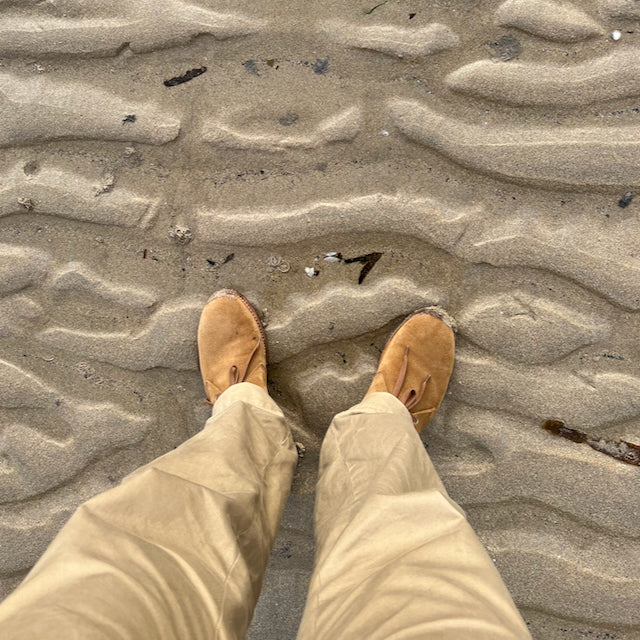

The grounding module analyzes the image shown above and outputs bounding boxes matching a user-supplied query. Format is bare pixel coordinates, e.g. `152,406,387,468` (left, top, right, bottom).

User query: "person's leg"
0,291,297,640
297,310,531,640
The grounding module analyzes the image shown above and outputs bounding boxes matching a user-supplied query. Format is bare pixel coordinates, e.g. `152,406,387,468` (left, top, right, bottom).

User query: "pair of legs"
0,291,531,639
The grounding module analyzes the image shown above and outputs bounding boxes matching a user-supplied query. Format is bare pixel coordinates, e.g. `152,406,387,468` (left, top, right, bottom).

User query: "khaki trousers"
0,383,531,639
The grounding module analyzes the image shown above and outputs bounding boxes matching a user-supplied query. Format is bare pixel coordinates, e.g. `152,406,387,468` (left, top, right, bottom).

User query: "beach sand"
0,1,638,638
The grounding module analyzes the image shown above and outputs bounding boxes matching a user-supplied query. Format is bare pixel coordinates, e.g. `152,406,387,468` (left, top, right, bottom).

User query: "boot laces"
229,336,262,386
205,336,263,405
392,346,431,419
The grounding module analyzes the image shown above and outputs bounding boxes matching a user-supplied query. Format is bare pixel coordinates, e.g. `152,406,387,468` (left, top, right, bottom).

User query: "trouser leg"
297,392,531,640
0,382,297,640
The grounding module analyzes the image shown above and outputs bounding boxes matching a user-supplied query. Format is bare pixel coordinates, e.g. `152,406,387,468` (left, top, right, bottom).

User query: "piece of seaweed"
344,252,383,284
365,2,387,14
542,419,640,466
164,66,207,87
206,253,234,267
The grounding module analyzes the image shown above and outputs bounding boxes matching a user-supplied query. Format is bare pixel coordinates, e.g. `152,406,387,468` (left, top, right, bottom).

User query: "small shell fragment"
94,172,115,196
611,30,622,41
168,224,193,245
305,267,318,277
323,251,343,262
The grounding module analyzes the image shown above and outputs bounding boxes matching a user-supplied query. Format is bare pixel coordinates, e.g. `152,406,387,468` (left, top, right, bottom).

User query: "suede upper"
197,290,267,404
366,310,455,432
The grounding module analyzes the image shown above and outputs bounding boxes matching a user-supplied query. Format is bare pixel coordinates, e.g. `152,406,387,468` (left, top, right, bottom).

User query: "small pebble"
304,267,318,277
618,192,633,208
379,129,390,136
611,29,622,41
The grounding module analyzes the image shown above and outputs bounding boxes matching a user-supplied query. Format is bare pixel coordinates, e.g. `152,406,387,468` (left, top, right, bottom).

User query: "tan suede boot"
366,308,455,432
198,289,268,404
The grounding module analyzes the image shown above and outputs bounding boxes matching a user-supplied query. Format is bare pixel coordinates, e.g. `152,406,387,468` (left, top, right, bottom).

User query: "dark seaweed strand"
164,67,207,87
542,419,640,466
344,252,383,284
